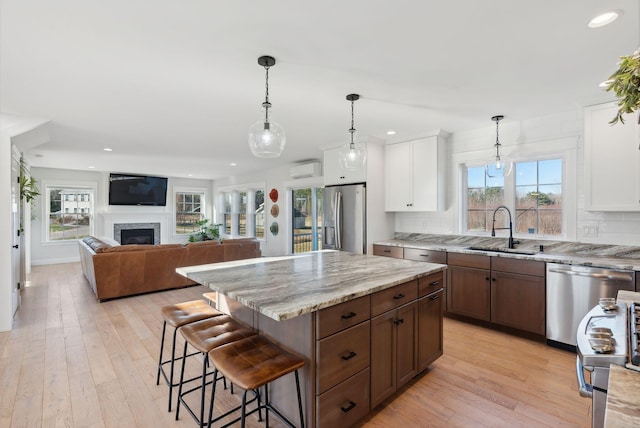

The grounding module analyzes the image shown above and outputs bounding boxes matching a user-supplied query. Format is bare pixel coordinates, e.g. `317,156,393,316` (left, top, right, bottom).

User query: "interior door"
11,149,21,315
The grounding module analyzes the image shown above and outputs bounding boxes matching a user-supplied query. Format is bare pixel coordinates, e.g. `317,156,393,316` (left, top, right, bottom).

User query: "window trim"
216,182,266,241
456,136,577,241
42,179,97,244
173,186,208,236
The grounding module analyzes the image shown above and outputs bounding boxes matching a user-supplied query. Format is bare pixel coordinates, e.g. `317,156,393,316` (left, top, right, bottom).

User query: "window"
292,187,323,253
219,185,265,239
47,186,93,241
223,192,233,235
254,190,265,238
465,158,563,236
467,166,504,232
175,191,205,234
238,191,247,236
515,159,563,235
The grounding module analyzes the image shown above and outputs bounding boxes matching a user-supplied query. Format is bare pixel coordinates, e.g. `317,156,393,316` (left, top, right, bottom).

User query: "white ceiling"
1,0,638,180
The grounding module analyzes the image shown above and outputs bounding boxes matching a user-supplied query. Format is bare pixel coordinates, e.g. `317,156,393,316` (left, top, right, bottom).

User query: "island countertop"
177,250,446,321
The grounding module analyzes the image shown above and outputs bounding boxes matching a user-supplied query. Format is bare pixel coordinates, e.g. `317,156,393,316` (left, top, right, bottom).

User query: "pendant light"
339,93,367,170
248,55,286,158
486,115,513,177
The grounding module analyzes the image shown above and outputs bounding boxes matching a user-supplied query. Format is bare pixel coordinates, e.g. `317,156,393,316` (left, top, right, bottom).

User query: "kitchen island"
177,250,447,427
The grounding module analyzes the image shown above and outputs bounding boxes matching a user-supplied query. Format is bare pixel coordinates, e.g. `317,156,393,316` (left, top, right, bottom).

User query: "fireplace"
114,222,161,245
121,228,155,245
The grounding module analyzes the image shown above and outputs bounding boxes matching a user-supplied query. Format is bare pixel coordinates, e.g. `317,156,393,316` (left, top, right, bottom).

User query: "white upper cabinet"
323,145,367,186
385,135,446,211
584,102,640,211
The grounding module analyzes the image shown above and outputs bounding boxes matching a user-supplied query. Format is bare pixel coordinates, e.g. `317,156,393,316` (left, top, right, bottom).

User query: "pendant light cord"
263,65,271,123
349,98,356,147
494,117,501,160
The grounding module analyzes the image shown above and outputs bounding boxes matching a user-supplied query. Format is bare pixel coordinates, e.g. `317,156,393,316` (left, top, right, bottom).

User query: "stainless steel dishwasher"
546,263,635,348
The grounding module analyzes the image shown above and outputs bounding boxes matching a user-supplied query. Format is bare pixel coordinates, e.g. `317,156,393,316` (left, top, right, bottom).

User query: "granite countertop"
177,250,446,321
605,365,640,427
376,233,640,270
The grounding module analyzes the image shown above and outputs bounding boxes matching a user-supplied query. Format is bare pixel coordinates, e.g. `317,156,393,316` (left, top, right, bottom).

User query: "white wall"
394,107,640,246
0,132,13,331
30,167,214,265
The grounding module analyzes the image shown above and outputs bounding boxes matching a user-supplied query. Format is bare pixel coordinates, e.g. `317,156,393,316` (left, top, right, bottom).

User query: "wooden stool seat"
157,299,224,412
175,316,257,426
209,335,306,391
162,299,222,328
208,335,306,428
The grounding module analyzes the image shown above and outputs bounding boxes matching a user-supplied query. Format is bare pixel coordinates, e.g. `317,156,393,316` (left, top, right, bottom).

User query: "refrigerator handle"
335,191,342,249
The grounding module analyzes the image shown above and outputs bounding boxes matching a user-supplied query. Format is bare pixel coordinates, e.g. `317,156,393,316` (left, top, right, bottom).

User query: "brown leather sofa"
78,237,261,301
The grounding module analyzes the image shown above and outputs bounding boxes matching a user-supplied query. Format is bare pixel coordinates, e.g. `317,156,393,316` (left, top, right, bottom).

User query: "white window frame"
457,136,577,241
42,180,97,244
216,182,266,240
173,187,207,236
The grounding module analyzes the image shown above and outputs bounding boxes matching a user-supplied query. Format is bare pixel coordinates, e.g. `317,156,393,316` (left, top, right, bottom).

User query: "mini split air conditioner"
290,162,321,179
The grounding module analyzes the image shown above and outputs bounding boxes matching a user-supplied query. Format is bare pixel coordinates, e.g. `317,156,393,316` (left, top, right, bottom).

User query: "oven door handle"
576,356,593,398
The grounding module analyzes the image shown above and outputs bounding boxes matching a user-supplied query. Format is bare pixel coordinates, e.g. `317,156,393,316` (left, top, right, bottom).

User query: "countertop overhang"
177,250,446,321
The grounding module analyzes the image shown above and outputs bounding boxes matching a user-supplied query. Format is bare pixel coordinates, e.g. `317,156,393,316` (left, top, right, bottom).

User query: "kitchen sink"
465,246,538,256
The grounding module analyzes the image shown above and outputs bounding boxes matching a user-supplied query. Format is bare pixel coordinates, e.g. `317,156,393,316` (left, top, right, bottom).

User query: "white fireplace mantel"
98,212,172,244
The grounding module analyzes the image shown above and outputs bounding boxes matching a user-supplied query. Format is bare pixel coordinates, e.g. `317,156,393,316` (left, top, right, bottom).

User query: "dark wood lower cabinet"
446,265,490,321
418,289,444,371
491,271,545,335
370,301,418,408
317,368,370,427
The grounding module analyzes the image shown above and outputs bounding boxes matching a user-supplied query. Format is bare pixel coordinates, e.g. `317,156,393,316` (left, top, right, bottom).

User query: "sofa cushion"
82,236,109,253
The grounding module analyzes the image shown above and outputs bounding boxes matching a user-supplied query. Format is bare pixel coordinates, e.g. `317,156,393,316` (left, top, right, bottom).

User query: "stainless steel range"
576,300,640,427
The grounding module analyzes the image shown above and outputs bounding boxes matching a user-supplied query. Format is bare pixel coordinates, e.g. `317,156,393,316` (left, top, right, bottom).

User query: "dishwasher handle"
547,268,634,282
575,356,593,398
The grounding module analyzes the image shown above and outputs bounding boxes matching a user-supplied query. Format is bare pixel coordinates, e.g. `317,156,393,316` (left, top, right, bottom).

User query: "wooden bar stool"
157,300,224,412
175,315,257,427
207,335,306,428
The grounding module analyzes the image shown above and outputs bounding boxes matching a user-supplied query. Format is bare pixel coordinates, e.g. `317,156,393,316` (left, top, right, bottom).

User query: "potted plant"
188,219,222,242
19,159,40,203
605,47,640,124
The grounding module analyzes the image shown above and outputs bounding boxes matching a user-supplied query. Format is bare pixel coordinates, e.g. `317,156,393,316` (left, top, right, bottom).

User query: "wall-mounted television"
108,173,168,206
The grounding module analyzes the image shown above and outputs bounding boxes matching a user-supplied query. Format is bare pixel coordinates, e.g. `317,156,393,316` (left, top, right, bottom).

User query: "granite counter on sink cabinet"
177,250,447,427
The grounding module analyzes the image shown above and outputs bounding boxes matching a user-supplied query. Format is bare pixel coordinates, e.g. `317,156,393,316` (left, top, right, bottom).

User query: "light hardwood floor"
0,263,591,427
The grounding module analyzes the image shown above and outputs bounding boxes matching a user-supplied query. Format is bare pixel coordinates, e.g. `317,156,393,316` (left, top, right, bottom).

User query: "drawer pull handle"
394,318,404,326
429,294,441,301
429,281,440,286
419,254,430,257
393,293,405,300
342,312,357,320
341,351,357,361
383,249,391,253
341,401,357,413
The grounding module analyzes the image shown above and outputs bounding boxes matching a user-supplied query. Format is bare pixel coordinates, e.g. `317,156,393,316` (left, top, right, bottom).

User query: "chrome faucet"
491,205,519,249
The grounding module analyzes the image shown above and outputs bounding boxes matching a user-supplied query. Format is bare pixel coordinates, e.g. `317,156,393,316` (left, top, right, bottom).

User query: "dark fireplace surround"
114,222,161,245
120,228,155,245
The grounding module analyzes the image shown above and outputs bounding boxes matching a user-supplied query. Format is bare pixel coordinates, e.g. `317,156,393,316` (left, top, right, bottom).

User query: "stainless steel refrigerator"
322,183,366,254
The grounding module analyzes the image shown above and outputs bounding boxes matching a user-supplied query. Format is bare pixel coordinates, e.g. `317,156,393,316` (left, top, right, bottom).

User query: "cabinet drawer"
418,270,445,297
371,280,418,317
404,248,446,264
317,295,371,339
317,321,370,394
447,252,490,269
317,368,370,428
491,257,545,277
373,245,404,259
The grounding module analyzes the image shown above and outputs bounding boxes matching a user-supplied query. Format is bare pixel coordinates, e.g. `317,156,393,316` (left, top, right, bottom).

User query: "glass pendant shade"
485,114,512,177
248,55,285,158
339,141,367,170
339,93,366,170
248,118,286,158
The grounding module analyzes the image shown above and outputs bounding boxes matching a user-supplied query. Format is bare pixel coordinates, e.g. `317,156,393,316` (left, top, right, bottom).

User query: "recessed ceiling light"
588,10,622,28
104,148,113,152
386,130,396,135
88,166,95,169
187,173,193,177
230,162,237,166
